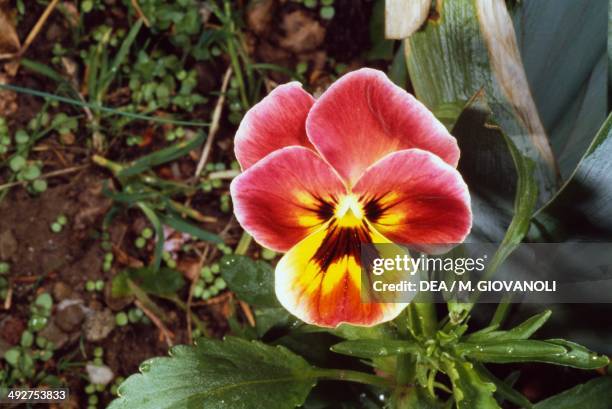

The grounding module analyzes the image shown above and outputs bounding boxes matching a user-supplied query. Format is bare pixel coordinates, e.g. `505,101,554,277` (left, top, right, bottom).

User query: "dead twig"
3,284,12,310
135,300,175,347
239,301,256,327
193,291,232,306
194,67,232,178
0,165,88,191
130,0,151,27
20,0,60,57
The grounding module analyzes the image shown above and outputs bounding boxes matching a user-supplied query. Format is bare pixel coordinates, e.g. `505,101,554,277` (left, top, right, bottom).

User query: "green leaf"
329,322,396,341
137,202,165,271
330,339,421,359
124,267,185,297
108,337,316,409
451,94,519,241
465,310,551,343
473,364,533,409
159,213,222,244
456,339,567,363
534,113,612,240
482,127,538,277
498,309,551,340
388,43,408,89
118,132,205,178
457,339,609,369
219,255,278,308
405,0,556,204
542,339,610,369
366,0,395,61
254,307,292,337
406,302,437,339
453,93,538,311
98,19,144,98
533,377,612,409
511,0,607,178
0,84,210,127
442,358,500,409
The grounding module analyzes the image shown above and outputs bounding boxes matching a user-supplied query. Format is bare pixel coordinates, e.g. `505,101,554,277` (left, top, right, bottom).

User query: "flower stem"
312,368,394,389
235,231,252,255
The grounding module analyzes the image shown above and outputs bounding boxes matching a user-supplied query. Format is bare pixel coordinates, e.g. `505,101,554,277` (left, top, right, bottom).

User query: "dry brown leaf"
0,2,20,59
0,73,17,116
279,10,325,53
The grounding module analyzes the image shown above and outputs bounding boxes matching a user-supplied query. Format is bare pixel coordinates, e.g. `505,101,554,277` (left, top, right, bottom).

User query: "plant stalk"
312,368,394,389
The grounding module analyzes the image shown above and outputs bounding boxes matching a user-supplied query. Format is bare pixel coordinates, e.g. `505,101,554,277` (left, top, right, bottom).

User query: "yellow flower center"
334,194,365,227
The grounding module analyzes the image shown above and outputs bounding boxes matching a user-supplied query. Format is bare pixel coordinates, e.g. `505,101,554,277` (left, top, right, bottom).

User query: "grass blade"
118,132,205,177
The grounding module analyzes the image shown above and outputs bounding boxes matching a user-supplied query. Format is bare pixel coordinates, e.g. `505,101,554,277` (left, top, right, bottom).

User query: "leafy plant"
105,1,611,408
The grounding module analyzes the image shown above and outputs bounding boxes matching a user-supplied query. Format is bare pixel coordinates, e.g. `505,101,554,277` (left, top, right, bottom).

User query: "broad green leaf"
453,94,538,312
511,0,607,178
366,0,395,61
133,267,185,297
220,255,278,308
451,94,519,241
534,114,612,240
442,358,500,409
330,339,421,359
533,377,612,409
405,0,556,204
481,127,538,278
108,337,316,409
254,307,292,338
475,0,557,176
388,43,408,89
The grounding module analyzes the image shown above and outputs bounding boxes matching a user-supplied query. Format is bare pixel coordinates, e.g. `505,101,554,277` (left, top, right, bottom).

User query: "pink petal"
234,82,315,170
353,149,472,253
230,147,346,252
306,68,459,186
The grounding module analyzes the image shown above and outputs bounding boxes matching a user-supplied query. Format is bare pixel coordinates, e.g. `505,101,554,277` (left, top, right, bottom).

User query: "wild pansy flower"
230,68,472,327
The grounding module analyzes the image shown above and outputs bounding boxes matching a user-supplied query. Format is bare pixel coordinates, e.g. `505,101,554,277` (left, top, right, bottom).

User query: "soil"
0,1,381,406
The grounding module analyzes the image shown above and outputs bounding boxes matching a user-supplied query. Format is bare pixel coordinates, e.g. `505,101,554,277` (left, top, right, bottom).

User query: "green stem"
224,1,249,109
235,231,252,255
0,84,209,127
312,368,394,389
394,309,417,385
92,154,123,174
490,295,513,327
